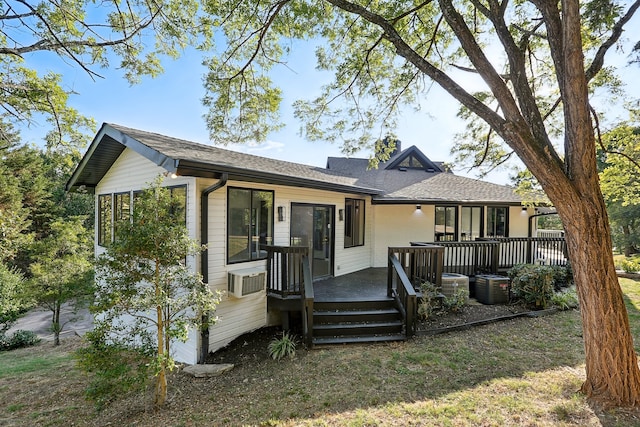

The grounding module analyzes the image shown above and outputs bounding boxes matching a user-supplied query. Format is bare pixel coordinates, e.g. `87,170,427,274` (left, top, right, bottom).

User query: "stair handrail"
301,255,314,348
388,253,417,337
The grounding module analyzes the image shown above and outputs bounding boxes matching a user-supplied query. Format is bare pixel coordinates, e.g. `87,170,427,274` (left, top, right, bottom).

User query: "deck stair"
311,298,405,345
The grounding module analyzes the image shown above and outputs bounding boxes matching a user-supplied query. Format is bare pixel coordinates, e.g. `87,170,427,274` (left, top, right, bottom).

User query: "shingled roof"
66,123,381,195
326,146,522,205
68,123,521,205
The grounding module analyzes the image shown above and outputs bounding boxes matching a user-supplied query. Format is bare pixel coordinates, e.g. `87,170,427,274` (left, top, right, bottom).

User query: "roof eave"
176,160,382,195
66,123,179,191
372,197,523,205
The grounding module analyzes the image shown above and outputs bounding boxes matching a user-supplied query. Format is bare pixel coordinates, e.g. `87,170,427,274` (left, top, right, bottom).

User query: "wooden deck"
265,238,568,347
313,268,389,302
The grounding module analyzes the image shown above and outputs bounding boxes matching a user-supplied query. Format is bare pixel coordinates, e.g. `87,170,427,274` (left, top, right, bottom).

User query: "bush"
417,282,440,320
507,264,555,309
550,265,573,290
551,287,579,310
618,259,640,273
0,263,28,334
267,331,297,360
417,281,468,319
0,329,40,351
76,328,154,409
442,288,468,313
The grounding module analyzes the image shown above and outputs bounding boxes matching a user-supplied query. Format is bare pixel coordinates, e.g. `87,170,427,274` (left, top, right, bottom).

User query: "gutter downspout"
198,173,228,364
528,211,559,237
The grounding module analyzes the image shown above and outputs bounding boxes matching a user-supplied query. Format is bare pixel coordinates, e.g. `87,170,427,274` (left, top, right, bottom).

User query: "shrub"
551,287,579,310
442,288,468,313
508,264,555,309
618,259,640,273
418,282,468,318
550,265,573,290
0,329,40,351
417,282,441,320
268,331,297,360
76,328,154,409
0,263,28,334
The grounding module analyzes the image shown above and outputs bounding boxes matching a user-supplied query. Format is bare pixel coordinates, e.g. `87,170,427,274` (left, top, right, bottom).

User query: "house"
67,123,535,364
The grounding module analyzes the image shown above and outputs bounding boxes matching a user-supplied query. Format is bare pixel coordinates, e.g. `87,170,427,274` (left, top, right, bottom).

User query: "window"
168,185,187,225
461,206,483,241
435,206,457,241
487,207,508,237
98,194,112,246
113,192,131,241
397,154,426,169
227,187,274,263
99,185,187,247
344,199,365,248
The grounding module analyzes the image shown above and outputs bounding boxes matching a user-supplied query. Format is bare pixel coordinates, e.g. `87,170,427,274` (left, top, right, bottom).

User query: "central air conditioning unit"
440,273,470,302
228,267,266,298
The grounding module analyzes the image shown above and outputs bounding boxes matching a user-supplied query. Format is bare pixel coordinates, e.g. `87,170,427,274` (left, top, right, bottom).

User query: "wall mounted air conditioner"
228,267,266,298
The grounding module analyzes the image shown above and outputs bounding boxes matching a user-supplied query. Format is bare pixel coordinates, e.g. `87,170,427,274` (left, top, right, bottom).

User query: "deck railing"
388,246,444,337
411,241,500,277
388,253,417,338
388,246,444,292
477,237,568,269
412,237,568,279
266,245,309,297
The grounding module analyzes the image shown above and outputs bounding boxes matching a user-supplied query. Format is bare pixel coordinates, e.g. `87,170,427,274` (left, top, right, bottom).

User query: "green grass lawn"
2,280,640,426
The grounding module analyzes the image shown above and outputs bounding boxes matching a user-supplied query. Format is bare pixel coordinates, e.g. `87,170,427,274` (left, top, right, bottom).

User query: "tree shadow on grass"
89,283,640,426
92,310,603,426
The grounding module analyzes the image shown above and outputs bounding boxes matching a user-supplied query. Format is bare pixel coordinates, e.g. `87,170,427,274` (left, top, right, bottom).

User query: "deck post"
387,253,394,298
301,255,314,348
491,242,500,274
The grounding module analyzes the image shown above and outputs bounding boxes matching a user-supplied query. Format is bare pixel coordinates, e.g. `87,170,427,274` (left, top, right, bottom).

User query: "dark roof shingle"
69,123,522,204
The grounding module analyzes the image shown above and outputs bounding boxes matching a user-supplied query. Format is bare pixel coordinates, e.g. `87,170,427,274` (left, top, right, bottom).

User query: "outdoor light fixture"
277,206,285,222
416,204,421,211
521,206,527,215
339,209,344,221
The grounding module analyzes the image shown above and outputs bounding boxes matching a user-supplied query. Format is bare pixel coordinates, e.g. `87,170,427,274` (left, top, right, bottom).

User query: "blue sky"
22,24,640,185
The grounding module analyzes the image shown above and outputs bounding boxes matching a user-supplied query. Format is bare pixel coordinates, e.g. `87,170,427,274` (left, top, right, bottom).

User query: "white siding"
96,148,200,365
199,178,376,353
509,206,530,237
372,204,433,267
94,148,531,361
371,204,530,267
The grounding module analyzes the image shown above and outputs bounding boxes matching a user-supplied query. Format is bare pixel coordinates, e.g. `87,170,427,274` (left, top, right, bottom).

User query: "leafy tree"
0,139,93,275
27,217,94,346
607,201,640,257
90,177,220,406
600,124,640,206
1,0,208,148
599,122,640,256
0,130,33,263
0,262,27,334
200,0,640,407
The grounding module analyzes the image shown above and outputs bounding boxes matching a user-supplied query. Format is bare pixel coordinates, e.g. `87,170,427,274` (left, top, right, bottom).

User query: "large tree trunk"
550,0,640,407
553,180,640,407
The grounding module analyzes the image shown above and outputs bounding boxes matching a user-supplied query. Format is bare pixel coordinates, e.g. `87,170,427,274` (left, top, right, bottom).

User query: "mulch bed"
206,302,547,365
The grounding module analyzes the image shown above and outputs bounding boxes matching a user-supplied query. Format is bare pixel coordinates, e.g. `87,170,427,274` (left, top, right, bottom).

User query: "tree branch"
591,104,640,172
229,0,290,80
586,0,640,82
325,0,508,133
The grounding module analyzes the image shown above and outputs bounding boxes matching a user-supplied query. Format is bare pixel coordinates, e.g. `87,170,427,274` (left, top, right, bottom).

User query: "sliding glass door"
290,204,334,279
